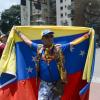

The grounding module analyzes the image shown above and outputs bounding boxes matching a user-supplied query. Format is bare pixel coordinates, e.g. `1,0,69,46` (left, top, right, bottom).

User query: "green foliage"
0,5,21,34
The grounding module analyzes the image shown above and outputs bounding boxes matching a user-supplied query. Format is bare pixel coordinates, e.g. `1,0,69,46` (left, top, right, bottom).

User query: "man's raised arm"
70,33,89,46
14,28,32,47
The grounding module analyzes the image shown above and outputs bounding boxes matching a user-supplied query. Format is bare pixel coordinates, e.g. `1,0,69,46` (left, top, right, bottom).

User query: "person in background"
0,34,8,58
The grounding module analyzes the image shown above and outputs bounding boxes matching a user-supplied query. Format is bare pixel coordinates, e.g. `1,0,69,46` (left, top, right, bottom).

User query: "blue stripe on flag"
15,33,89,81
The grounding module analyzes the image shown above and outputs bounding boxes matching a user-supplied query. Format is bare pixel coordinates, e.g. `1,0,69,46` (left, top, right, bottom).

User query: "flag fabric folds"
0,26,95,100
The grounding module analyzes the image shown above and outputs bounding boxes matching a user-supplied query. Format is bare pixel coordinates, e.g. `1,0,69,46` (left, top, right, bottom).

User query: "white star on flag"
79,50,85,57
70,45,74,52
26,67,33,73
32,56,36,62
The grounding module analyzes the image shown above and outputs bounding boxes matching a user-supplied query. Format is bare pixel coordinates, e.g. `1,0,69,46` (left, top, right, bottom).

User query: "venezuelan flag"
0,26,95,100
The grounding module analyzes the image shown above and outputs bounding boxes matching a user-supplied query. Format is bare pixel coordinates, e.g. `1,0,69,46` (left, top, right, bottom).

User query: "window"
21,0,26,6
60,0,63,3
71,10,74,14
65,13,67,16
65,5,67,8
68,13,73,18
60,6,63,10
68,5,72,10
71,18,74,21
61,13,63,17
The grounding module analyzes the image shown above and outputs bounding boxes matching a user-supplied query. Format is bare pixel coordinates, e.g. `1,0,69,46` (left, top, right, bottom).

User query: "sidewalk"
89,48,100,100
89,77,100,100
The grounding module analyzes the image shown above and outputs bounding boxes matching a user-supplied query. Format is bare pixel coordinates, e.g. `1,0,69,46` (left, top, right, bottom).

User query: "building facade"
30,0,42,25
56,0,72,25
21,0,31,25
31,0,56,25
21,0,100,27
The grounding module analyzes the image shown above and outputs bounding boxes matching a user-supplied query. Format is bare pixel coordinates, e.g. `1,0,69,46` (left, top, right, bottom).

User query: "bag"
52,79,65,96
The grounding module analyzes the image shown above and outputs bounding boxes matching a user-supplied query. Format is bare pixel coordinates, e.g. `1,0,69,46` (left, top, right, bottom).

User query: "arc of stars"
70,45,74,52
79,50,85,57
26,66,33,73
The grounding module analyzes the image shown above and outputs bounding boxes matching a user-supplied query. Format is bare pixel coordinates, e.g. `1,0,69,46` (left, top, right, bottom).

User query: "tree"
0,5,21,34
84,0,100,42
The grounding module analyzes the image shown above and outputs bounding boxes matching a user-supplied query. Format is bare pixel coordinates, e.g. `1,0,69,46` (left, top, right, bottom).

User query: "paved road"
89,48,100,100
93,48,100,78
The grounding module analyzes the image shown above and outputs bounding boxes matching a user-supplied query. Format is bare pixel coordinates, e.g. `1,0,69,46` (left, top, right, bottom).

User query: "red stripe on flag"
61,71,89,100
0,71,89,100
0,78,40,100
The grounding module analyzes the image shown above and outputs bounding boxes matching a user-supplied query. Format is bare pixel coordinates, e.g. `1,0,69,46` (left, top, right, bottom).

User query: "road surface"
89,48,100,100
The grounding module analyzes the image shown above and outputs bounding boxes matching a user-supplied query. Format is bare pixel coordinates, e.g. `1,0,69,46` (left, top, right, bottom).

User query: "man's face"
42,34,54,46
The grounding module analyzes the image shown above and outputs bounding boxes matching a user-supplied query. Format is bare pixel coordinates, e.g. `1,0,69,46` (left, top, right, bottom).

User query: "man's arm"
70,33,89,46
14,29,32,47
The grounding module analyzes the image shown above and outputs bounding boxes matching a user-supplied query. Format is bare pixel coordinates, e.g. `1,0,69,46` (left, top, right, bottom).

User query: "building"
21,0,71,25
21,0,31,25
21,0,72,25
30,0,42,25
56,0,72,25
21,0,100,27
31,0,56,25
43,0,56,25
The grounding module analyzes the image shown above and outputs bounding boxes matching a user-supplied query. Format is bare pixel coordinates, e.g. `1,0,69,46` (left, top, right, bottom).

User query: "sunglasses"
42,34,54,39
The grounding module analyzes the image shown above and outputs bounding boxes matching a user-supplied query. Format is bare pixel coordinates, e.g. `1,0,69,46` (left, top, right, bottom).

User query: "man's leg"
38,80,60,100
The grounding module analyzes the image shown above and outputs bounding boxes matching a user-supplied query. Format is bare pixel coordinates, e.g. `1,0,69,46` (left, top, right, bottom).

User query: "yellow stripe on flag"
82,29,95,82
14,26,91,42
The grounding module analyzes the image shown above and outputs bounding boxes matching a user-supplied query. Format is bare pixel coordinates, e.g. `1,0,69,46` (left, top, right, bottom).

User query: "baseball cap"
41,29,54,37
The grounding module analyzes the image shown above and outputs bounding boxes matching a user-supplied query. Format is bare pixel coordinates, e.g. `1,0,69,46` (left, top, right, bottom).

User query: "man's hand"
12,27,32,47
70,33,89,46
13,27,17,32
13,27,20,35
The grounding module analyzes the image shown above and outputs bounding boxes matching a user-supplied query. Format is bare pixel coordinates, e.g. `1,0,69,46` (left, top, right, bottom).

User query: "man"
14,28,89,100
